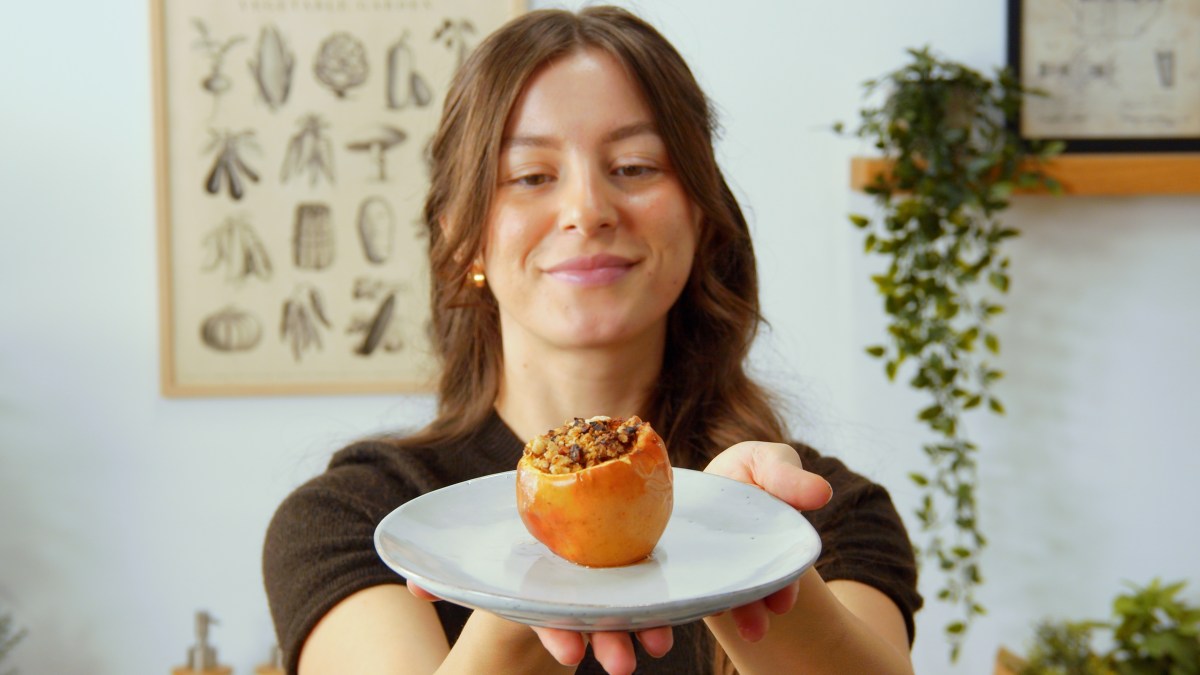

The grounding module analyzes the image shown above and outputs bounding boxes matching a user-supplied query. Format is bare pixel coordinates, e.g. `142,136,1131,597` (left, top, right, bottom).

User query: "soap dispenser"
172,610,232,675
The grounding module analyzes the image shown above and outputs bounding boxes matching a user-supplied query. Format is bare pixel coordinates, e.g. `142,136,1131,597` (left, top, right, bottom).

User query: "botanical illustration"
204,129,260,201
156,1,521,394
248,24,294,111
387,32,432,110
314,32,369,99
281,114,336,187
192,20,245,117
201,215,272,283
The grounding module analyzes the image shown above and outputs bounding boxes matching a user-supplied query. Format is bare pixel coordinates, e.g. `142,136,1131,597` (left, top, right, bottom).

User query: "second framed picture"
1007,0,1200,152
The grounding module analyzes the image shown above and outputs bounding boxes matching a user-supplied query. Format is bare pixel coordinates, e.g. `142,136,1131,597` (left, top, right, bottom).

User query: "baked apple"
516,415,673,567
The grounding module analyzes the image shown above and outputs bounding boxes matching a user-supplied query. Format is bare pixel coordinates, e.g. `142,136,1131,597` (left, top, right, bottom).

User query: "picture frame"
1006,0,1200,153
151,0,525,396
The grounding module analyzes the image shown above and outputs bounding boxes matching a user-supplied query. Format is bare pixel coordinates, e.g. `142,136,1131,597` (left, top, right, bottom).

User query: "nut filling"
522,415,646,474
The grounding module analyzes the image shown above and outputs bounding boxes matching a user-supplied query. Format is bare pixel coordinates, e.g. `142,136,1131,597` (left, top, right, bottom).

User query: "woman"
264,7,922,674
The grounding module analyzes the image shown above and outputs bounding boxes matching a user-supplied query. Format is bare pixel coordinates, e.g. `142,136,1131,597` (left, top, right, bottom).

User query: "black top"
263,412,923,674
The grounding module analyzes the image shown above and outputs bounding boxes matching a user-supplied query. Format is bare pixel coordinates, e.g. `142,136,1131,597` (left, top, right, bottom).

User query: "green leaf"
1041,140,1066,157
865,345,886,358
989,272,1010,293
988,398,1006,414
918,404,944,421
849,214,871,228
946,621,966,635
909,472,929,486
984,333,1000,354
885,360,899,381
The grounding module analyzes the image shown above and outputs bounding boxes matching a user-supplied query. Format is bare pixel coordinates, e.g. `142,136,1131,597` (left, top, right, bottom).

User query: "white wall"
2,1,1197,673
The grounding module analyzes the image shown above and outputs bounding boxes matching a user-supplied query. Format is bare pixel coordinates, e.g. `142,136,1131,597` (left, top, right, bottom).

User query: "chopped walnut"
522,415,645,473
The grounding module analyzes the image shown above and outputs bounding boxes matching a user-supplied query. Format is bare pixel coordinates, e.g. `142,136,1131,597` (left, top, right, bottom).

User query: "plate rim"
373,467,821,628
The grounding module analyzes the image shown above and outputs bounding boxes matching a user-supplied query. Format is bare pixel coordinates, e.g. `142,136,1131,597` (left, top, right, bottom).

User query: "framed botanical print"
1007,0,1200,152
151,0,524,396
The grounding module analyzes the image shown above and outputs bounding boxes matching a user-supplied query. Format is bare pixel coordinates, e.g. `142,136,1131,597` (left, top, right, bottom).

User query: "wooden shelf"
850,153,1200,196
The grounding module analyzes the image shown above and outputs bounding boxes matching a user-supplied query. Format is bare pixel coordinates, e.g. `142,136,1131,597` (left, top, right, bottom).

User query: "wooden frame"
152,0,524,396
1007,0,1200,153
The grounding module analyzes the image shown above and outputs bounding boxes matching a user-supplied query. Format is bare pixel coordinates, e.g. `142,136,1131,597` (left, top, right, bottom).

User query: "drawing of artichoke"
314,32,368,99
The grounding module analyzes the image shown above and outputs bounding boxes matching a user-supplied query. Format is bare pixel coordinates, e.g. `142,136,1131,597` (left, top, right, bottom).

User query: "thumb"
706,442,832,512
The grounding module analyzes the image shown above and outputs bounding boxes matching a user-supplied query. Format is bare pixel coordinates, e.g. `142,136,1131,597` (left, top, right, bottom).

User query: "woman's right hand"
408,582,674,675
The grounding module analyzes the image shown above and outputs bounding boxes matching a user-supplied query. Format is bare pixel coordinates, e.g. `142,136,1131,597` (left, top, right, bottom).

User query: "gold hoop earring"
468,261,486,288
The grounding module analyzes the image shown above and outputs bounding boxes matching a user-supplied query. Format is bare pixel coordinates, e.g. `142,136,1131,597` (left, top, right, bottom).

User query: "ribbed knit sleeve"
797,445,924,645
262,442,421,675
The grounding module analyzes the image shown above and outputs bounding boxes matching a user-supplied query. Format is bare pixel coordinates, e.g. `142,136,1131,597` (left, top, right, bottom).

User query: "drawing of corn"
249,24,294,111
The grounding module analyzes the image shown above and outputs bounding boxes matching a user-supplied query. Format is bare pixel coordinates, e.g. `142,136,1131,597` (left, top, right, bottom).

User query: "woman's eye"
615,165,654,178
513,173,551,187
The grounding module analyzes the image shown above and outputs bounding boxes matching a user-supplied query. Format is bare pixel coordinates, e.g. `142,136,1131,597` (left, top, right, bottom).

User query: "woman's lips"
545,254,637,286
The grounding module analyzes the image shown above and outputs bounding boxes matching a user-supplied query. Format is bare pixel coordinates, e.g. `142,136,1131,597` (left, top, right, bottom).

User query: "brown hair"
416,6,788,472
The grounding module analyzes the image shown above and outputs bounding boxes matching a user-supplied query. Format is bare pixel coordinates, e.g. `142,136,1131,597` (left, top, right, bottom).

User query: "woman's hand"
407,582,673,675
703,441,833,641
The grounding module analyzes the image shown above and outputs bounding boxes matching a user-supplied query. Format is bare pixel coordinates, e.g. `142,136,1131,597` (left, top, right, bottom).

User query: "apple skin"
516,424,674,567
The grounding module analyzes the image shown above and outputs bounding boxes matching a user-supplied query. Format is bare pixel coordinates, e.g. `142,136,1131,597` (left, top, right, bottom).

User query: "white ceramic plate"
374,468,821,631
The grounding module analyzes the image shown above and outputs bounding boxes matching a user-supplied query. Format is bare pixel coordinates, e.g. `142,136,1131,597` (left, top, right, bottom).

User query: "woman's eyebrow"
602,121,658,144
501,121,659,150
501,134,559,150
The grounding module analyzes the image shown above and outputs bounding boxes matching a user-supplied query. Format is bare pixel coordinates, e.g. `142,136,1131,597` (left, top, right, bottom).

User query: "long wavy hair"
414,6,787,473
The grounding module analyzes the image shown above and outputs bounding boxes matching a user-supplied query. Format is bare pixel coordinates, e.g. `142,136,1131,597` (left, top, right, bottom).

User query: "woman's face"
483,48,700,353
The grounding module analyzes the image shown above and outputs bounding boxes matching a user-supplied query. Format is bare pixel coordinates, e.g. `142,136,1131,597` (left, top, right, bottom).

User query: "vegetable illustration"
204,129,259,201
281,114,335,187
201,306,263,352
356,292,396,356
281,285,332,362
356,196,395,264
201,215,272,283
248,24,294,111
314,32,368,99
346,125,406,181
293,202,335,270
386,32,432,110
347,278,407,355
192,19,245,114
434,18,476,70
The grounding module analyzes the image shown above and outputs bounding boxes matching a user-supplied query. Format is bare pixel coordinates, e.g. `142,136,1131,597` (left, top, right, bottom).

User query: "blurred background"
2,0,1197,673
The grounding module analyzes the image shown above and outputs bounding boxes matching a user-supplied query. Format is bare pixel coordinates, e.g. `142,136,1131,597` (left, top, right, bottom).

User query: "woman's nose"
557,166,617,235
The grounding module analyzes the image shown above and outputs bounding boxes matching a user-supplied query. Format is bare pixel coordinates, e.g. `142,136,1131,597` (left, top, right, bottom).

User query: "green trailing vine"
837,47,1062,660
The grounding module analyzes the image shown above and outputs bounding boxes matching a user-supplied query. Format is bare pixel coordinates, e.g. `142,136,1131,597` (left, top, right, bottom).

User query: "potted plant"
837,46,1062,659
1013,578,1200,674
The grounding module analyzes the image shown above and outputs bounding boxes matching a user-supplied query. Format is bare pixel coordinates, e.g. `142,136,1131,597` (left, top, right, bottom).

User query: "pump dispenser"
172,611,231,675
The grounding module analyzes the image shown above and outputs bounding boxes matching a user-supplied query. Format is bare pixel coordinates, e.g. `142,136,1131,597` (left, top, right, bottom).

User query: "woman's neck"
494,324,665,443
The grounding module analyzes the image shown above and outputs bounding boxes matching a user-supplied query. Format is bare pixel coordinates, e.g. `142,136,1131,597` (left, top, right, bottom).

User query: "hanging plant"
836,46,1063,660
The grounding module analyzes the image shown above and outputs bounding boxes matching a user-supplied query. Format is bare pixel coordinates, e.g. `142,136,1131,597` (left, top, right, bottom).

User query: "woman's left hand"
703,441,833,641
408,582,673,675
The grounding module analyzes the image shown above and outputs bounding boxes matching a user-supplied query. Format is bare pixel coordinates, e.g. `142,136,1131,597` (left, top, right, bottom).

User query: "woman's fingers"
530,626,672,673
729,600,771,642
705,441,832,511
530,626,587,666
406,582,439,601
763,579,800,615
634,625,674,658
589,631,637,675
